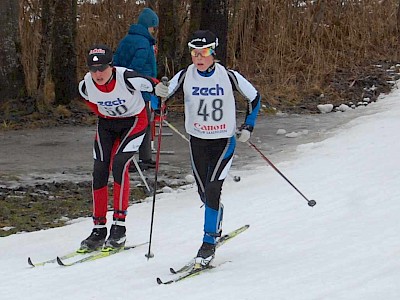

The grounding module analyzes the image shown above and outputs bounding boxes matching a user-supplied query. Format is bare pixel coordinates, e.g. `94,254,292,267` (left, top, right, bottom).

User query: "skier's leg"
105,111,147,249
202,136,235,243
81,119,116,251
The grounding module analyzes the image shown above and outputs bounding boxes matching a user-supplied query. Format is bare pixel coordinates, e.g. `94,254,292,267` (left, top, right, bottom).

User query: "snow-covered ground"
1,84,400,299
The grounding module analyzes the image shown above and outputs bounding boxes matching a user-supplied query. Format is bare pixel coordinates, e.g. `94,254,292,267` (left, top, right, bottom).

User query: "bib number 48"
197,99,223,121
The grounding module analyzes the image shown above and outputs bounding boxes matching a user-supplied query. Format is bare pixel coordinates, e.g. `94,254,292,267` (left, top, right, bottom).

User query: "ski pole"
162,119,241,182
145,76,169,259
131,156,151,194
246,140,316,207
163,120,189,142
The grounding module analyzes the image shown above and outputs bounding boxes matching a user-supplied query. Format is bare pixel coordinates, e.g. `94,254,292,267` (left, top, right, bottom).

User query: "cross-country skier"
154,30,261,268
78,44,162,252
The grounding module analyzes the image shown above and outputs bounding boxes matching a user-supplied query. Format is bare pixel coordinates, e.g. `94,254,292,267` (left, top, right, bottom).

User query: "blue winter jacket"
114,24,157,78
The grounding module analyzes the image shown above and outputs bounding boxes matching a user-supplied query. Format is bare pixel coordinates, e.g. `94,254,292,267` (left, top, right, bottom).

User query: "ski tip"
27,257,34,267
156,277,163,285
169,267,177,274
56,256,65,266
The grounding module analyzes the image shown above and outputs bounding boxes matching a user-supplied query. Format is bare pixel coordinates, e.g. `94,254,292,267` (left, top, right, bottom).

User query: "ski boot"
139,159,156,170
103,224,126,251
79,227,107,253
193,242,216,270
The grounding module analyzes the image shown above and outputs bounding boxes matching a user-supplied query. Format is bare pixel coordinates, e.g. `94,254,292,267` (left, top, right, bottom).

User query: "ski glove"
236,124,253,143
155,82,169,98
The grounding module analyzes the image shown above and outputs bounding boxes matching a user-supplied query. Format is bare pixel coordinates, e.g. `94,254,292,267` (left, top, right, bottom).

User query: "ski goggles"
88,64,110,73
190,47,215,58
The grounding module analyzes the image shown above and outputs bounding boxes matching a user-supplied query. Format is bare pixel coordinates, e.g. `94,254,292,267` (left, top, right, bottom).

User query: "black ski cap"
188,30,218,49
87,44,113,66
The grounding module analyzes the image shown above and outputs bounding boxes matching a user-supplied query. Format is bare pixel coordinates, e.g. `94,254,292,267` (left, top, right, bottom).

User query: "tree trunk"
200,0,228,65
158,0,177,77
397,0,400,59
0,0,26,101
147,0,157,11
52,0,77,105
36,0,55,111
183,0,203,66
157,0,191,76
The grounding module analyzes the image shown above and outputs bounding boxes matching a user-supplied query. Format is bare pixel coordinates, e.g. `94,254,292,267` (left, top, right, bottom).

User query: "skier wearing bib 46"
154,30,261,268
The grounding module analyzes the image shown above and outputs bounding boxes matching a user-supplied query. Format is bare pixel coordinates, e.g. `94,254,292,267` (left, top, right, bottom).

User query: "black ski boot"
79,227,107,253
194,242,216,269
103,224,126,251
139,159,156,170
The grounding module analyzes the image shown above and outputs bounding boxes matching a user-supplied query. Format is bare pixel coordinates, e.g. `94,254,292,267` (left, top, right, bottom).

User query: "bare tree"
0,0,26,101
34,0,77,108
158,0,177,77
188,0,228,65
397,0,400,58
52,0,77,105
180,0,203,66
200,0,228,65
157,0,191,76
35,0,54,110
147,0,157,11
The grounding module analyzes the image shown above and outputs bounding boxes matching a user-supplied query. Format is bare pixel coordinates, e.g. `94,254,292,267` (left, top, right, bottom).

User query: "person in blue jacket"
114,7,159,171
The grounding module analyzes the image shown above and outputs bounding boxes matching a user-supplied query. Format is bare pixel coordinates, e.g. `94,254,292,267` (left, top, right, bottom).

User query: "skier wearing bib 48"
78,44,160,252
154,30,261,268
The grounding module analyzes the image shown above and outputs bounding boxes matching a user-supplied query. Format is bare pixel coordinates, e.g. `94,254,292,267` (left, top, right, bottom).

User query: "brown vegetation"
228,0,400,111
8,0,400,122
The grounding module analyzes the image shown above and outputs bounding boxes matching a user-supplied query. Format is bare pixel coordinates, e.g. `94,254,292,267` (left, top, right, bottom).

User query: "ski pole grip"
160,76,169,106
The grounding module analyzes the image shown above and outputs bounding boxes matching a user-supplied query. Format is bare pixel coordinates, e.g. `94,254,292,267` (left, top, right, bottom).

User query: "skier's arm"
78,80,107,118
164,69,186,101
228,70,261,129
123,69,155,93
154,68,187,103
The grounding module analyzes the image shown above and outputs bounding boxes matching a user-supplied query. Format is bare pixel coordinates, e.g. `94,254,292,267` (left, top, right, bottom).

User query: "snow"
336,103,351,112
285,129,309,138
1,85,400,300
276,128,287,135
317,103,334,113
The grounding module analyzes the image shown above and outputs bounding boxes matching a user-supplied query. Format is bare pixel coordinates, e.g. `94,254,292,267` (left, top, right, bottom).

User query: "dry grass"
227,0,400,110
18,0,400,113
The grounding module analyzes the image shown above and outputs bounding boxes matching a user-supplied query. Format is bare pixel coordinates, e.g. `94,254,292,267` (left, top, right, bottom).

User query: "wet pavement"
0,100,390,188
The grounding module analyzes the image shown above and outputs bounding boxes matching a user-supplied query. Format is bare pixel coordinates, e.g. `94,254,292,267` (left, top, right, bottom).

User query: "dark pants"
189,135,236,243
138,102,152,161
92,109,147,224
